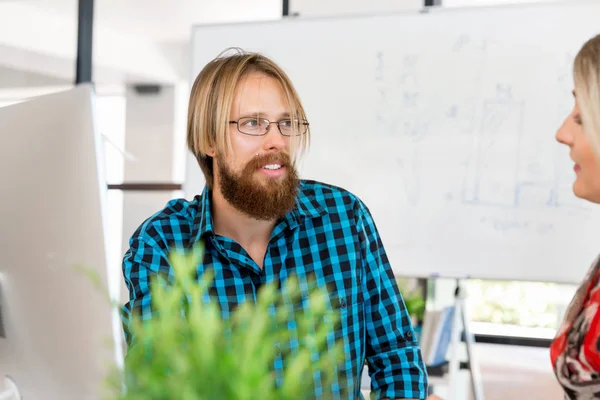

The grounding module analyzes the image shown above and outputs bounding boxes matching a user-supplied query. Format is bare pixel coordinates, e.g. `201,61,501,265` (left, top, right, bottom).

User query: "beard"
216,152,299,221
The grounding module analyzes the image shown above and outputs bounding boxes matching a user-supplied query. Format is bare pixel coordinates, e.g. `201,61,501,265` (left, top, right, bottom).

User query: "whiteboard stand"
0,377,21,400
446,280,484,400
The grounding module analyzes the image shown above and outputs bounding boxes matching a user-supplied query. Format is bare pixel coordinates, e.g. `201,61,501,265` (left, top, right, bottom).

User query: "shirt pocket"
329,290,364,312
326,291,365,346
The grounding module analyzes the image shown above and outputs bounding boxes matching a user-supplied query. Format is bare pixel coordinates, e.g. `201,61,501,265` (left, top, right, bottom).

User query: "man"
121,49,428,399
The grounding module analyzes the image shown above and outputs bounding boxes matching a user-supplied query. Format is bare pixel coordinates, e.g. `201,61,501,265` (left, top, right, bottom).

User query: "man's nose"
263,124,287,150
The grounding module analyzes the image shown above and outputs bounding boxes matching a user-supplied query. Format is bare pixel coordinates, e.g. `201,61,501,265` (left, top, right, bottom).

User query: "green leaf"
81,241,346,399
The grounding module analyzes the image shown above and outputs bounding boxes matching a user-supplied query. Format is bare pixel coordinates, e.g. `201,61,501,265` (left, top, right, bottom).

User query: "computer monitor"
0,84,124,400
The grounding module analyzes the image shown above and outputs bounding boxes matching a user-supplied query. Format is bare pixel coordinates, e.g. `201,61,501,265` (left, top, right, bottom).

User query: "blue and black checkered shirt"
121,180,428,399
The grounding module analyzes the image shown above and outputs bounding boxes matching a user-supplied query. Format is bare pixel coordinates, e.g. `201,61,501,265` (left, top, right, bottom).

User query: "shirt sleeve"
120,235,173,348
356,199,428,399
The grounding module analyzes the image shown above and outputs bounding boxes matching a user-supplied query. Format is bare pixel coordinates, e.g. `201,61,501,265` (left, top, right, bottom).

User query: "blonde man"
121,49,428,400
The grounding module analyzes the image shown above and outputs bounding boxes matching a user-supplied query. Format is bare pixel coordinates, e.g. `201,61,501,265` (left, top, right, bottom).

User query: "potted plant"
84,243,346,400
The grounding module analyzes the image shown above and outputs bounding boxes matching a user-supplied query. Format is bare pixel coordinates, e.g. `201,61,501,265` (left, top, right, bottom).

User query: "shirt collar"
192,186,215,244
293,181,327,219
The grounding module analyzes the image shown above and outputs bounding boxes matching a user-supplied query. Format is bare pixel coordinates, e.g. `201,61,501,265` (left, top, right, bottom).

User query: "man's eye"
280,120,292,127
242,119,259,127
574,115,583,125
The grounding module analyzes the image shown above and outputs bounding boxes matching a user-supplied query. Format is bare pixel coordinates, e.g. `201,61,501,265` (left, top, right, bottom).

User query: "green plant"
81,243,346,400
403,293,425,323
395,279,425,322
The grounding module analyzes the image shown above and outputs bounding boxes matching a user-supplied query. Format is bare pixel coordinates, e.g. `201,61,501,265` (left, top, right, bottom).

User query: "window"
424,277,578,340
465,280,577,339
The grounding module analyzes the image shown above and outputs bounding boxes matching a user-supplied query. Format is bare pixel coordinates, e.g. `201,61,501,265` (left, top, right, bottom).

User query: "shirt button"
405,331,413,340
340,300,347,309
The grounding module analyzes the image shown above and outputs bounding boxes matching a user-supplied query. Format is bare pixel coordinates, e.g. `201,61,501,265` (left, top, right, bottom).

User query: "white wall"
121,84,182,273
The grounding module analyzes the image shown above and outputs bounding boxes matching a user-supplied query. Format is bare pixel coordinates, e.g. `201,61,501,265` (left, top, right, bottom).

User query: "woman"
550,33,600,399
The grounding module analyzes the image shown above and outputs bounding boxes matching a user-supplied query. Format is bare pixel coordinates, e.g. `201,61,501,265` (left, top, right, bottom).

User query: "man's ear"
205,147,216,157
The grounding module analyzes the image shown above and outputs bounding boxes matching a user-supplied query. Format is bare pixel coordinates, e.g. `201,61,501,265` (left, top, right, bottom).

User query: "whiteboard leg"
447,281,464,400
454,281,485,400
460,292,485,400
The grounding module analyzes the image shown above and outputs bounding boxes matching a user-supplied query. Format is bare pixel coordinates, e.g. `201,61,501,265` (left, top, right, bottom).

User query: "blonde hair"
574,34,600,158
186,48,310,189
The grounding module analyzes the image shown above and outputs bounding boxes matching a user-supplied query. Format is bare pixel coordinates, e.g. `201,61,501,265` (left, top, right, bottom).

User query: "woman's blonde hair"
574,34,600,158
186,48,310,189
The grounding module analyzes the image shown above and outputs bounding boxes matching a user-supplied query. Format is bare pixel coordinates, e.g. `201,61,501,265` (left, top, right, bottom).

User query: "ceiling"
0,65,68,88
0,0,283,88
1,0,552,90
0,0,430,90
22,0,283,42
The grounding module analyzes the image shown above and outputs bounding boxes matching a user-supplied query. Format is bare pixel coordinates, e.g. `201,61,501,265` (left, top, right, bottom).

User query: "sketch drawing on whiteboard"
453,33,488,54
396,153,420,206
463,73,587,211
375,51,424,206
463,84,528,207
375,51,389,132
447,35,488,136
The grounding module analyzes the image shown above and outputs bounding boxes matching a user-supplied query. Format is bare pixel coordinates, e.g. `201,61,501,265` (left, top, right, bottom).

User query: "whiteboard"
186,1,600,283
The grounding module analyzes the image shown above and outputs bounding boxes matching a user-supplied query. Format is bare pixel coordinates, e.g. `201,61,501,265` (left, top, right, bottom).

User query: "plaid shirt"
121,180,428,399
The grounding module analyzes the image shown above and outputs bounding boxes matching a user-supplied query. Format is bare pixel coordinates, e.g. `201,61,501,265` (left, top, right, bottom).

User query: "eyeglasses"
229,117,309,136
